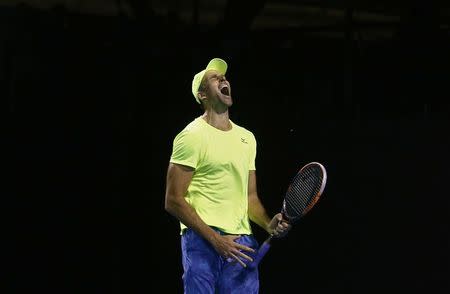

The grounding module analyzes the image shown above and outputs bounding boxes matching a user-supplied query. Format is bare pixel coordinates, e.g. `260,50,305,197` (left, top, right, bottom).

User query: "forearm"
248,192,272,234
165,196,219,244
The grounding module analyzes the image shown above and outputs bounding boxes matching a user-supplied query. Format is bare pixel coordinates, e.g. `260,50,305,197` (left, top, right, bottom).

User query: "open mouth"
220,86,230,96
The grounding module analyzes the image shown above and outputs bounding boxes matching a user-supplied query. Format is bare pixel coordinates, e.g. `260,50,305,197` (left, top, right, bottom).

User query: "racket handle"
249,236,272,268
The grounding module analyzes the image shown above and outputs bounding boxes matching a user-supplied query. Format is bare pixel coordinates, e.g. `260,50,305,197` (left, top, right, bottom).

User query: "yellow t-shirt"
170,116,256,234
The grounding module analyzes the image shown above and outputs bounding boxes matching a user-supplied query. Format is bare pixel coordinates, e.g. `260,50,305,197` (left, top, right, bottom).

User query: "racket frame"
250,162,327,268
281,161,327,222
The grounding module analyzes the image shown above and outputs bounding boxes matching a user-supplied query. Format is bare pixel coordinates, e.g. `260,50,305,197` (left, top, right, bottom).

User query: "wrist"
205,228,221,245
264,221,272,234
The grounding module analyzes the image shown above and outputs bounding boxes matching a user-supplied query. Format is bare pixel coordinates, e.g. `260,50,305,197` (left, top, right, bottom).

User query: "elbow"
164,195,178,215
165,190,187,216
164,197,172,213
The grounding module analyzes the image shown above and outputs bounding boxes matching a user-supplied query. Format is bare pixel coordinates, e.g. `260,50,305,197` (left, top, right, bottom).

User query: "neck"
201,110,231,131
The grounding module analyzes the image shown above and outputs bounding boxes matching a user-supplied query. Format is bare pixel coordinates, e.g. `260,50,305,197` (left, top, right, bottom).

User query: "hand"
268,213,292,238
212,234,255,267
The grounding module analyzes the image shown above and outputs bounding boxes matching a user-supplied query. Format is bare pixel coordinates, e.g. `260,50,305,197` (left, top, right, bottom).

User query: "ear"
197,91,207,103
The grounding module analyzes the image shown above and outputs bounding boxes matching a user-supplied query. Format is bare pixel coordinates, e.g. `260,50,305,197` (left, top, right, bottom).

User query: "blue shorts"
181,228,260,294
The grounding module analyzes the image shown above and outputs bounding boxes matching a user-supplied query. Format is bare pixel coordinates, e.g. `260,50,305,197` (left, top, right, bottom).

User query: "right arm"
164,163,254,266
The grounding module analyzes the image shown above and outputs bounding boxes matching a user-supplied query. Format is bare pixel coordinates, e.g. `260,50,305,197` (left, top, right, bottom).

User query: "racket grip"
249,238,272,268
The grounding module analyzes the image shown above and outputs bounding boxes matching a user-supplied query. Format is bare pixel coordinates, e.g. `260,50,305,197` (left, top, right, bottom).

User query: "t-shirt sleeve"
249,133,257,171
170,129,201,169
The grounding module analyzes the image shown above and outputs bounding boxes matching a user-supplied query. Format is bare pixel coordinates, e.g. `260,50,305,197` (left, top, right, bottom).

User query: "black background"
7,1,449,293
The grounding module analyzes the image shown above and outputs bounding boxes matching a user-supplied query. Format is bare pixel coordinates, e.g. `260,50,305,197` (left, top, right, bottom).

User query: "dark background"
7,0,449,293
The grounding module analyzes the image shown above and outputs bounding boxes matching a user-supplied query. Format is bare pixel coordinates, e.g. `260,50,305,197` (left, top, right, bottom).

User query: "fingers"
225,235,255,253
276,213,283,221
269,213,289,236
230,240,255,264
221,235,255,267
228,250,253,267
229,252,246,267
235,249,253,262
277,221,290,231
273,220,292,237
236,243,255,253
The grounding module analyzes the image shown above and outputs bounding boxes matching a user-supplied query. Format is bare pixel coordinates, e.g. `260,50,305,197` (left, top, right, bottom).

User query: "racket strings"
285,166,323,219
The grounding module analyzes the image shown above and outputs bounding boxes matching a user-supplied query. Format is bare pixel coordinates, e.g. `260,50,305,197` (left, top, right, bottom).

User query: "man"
165,57,291,293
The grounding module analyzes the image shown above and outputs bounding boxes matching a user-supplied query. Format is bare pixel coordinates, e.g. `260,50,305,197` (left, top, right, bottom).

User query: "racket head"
281,162,327,223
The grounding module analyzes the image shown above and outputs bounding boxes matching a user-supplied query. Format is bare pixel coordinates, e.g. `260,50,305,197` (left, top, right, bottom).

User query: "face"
199,70,232,108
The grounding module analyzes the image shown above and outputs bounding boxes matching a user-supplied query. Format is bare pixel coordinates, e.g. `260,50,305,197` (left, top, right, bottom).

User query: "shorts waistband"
181,226,247,236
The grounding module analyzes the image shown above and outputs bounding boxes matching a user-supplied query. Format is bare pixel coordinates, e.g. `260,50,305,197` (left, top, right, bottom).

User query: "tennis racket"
250,162,327,268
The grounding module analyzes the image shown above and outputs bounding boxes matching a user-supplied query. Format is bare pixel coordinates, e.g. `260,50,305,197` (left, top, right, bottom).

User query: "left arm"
247,170,291,237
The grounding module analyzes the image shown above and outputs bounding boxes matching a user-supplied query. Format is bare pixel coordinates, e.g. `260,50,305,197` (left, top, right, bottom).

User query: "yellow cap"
192,58,228,104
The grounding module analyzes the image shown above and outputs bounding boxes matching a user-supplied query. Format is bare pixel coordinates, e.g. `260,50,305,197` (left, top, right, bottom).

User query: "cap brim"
205,58,227,76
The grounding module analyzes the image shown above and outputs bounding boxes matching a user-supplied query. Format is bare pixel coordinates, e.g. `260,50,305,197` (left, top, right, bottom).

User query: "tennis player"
165,58,291,293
